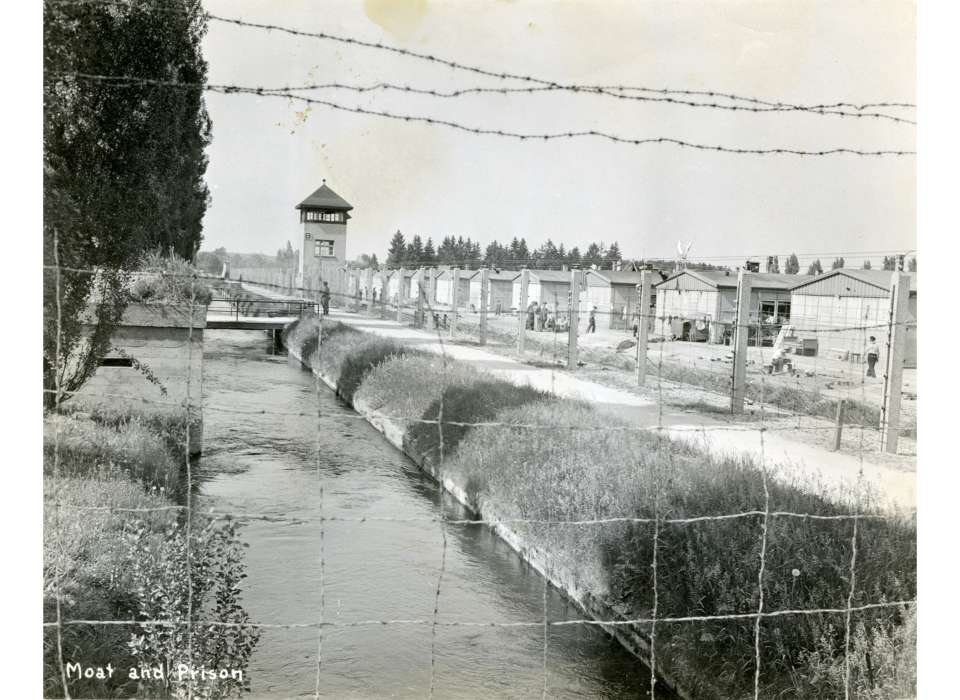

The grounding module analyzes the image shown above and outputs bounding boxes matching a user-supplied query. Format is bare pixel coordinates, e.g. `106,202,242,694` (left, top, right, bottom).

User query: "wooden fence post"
636,270,653,385
880,271,910,453
731,269,753,413
416,267,425,328
517,267,530,354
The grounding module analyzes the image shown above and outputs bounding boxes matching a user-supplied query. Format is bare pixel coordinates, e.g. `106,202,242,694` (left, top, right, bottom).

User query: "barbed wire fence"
43,259,918,699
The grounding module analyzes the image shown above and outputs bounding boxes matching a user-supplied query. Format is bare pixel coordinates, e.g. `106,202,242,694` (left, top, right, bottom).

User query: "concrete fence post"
450,268,460,338
636,270,654,385
397,267,405,323
567,268,581,369
833,398,846,451
880,271,910,453
731,269,753,412
517,267,530,354
416,267,425,328
479,267,490,345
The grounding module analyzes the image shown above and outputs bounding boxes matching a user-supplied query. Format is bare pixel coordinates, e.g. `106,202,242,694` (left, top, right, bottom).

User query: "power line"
47,72,914,156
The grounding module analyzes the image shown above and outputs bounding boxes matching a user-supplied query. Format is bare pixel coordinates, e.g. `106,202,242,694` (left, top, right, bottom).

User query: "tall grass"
42,412,258,698
287,319,916,699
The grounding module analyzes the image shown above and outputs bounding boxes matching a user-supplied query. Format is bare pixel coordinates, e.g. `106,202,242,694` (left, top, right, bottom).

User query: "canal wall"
283,327,694,699
71,303,205,455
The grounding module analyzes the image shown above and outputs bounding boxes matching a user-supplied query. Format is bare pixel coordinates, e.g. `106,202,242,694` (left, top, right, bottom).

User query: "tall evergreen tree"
604,241,623,268
44,0,212,405
387,230,406,266
423,237,436,265
882,256,897,270
831,257,845,269
807,258,824,275
862,259,872,270
785,253,800,274
908,256,917,272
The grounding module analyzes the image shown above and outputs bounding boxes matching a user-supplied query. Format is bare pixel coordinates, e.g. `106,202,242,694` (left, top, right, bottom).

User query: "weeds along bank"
284,314,916,699
43,409,259,699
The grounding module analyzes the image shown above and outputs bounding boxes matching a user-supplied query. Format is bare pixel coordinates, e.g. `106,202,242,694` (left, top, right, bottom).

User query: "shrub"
129,249,214,306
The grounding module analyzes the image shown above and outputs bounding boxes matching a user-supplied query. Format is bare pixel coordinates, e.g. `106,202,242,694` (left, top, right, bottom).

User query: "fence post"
880,271,910,453
567,268,581,369
517,267,530,354
833,398,846,451
397,267,405,323
731,269,753,413
365,268,374,311
636,270,654,385
450,267,460,338
479,267,490,345
416,267,425,328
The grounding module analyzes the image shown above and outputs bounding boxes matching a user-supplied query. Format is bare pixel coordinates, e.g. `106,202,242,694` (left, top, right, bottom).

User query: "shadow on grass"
406,381,548,461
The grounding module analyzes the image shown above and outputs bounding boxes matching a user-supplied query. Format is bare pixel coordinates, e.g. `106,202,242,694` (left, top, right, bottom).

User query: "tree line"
382,231,627,270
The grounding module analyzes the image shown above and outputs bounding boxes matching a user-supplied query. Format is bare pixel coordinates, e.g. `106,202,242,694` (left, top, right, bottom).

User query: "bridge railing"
208,297,319,321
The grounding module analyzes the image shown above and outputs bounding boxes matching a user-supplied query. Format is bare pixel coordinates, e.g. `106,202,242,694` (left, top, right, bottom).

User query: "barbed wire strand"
51,229,72,700
51,71,916,125
47,599,915,631
43,71,914,156
45,2,914,114
313,318,326,699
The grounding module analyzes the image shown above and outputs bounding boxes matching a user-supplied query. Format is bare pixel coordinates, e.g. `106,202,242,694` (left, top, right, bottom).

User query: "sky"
198,0,916,269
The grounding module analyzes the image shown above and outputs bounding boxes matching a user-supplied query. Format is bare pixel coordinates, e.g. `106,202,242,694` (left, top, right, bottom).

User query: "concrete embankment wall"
282,325,692,700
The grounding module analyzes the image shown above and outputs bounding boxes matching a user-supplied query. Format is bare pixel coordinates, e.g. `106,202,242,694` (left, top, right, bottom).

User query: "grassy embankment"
285,315,916,699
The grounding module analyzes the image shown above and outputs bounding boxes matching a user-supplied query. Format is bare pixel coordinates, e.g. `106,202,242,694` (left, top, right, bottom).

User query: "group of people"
524,302,598,333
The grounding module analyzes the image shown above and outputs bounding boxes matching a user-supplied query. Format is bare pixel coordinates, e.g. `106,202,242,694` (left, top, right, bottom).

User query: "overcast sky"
199,0,915,268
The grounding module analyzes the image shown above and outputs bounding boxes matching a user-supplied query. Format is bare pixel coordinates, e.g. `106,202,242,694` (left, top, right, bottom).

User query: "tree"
423,238,436,265
862,260,873,270
604,241,623,269
807,259,824,275
584,242,604,269
404,235,425,266
908,256,917,272
785,253,800,274
882,256,897,271
831,257,845,270
387,230,406,266
44,0,212,406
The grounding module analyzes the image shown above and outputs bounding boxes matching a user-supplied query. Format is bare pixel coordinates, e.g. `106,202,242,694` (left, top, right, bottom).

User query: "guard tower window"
315,240,335,258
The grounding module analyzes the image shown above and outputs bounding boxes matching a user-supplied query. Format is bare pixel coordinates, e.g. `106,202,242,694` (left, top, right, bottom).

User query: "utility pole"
567,268,582,369
635,270,654,385
731,269,753,412
880,271,910,453
450,268,460,337
517,267,530,354
478,267,490,345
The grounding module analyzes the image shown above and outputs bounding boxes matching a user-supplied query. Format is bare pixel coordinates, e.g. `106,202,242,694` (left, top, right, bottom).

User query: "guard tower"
296,180,353,293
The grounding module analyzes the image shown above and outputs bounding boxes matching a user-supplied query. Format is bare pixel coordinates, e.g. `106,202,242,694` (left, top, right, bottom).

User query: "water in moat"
198,330,663,698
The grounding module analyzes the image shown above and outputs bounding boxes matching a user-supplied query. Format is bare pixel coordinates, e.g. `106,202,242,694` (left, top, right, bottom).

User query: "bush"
42,412,260,698
129,249,214,306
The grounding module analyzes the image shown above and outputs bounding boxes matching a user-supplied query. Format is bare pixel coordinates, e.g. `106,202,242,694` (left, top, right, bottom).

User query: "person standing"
865,335,880,377
526,301,537,330
587,306,597,334
320,281,331,316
